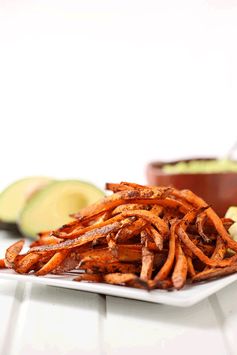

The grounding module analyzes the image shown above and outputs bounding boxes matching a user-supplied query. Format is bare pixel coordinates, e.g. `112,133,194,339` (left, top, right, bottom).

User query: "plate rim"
1,268,237,307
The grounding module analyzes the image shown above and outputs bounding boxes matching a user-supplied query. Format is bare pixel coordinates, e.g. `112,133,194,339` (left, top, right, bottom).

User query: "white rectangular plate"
1,268,237,307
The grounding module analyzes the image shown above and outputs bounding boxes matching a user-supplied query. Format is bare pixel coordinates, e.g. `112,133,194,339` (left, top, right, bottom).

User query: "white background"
0,0,237,191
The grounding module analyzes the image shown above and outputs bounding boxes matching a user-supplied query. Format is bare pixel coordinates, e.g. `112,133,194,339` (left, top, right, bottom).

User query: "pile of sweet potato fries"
1,182,237,291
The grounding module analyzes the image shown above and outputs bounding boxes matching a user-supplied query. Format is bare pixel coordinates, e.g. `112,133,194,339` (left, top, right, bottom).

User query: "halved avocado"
225,206,237,241
18,180,105,238
0,177,53,225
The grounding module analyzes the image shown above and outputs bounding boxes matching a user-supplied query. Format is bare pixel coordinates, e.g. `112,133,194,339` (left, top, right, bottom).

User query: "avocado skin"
0,221,20,234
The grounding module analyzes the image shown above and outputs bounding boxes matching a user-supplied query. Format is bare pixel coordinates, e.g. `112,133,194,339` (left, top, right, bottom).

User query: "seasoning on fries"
1,182,237,291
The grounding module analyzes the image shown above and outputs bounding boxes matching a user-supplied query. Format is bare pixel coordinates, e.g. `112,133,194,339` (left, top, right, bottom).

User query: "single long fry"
5,240,24,268
30,218,134,253
140,230,154,281
192,264,237,282
172,241,188,290
154,222,177,281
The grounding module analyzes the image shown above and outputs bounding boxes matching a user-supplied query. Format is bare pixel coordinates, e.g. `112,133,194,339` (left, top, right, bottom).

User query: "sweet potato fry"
195,243,215,256
203,236,227,271
106,232,117,256
140,230,154,281
154,222,177,281
79,261,140,274
116,244,142,262
74,273,103,283
221,218,234,230
187,256,196,277
150,204,163,216
209,235,226,261
145,225,163,250
36,250,69,276
120,210,169,237
79,248,119,265
196,211,211,243
180,207,207,231
148,279,173,290
104,273,148,289
105,183,134,192
172,241,188,290
5,240,24,268
70,244,141,265
52,249,82,274
115,218,147,242
15,253,41,274
120,182,147,189
112,204,148,215
0,259,6,268
192,264,237,283
30,235,63,247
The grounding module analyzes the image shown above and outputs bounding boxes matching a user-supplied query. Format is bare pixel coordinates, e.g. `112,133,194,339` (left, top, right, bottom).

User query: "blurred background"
0,0,237,190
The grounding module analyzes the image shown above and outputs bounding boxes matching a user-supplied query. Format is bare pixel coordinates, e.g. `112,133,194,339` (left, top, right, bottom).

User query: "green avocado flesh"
163,159,237,174
18,180,104,238
225,206,237,241
0,177,53,223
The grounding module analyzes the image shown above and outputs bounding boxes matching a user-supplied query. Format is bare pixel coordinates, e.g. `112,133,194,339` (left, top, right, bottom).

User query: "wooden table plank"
5,283,105,355
0,280,19,355
105,296,227,355
0,234,23,355
212,282,237,355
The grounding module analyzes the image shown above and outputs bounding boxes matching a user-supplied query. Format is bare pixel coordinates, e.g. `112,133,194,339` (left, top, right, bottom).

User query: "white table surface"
0,231,237,355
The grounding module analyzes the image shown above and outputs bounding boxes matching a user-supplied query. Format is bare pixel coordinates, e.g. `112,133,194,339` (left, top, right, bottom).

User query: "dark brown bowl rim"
147,157,237,176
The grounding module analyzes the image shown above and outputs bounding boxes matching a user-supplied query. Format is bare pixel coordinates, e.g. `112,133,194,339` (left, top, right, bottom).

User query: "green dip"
163,159,237,174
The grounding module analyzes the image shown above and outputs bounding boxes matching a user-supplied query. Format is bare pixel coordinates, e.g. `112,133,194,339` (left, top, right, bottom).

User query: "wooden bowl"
146,158,237,217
